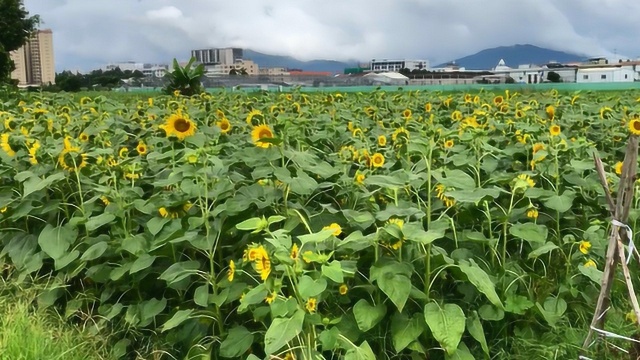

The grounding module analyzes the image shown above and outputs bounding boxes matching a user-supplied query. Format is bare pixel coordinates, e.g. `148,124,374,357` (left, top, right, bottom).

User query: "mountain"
437,44,589,70
243,49,358,73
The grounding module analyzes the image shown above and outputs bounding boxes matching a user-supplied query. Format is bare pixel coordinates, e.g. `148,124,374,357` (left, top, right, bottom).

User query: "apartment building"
10,29,55,86
191,48,243,65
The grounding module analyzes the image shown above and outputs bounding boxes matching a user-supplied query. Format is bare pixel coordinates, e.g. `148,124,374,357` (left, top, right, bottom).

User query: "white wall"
576,67,635,83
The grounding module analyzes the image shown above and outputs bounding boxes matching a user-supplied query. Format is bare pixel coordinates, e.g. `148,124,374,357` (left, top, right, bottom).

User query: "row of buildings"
10,29,56,86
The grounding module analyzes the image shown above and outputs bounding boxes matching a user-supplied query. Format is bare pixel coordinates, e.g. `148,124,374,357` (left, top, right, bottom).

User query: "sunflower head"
546,105,555,119
162,112,197,140
251,124,275,148
493,96,504,106
136,142,148,155
217,118,232,134
371,153,385,168
444,139,454,149
629,119,640,135
59,147,88,172
79,132,89,142
378,135,387,147
550,125,561,137
246,109,264,126
402,109,412,119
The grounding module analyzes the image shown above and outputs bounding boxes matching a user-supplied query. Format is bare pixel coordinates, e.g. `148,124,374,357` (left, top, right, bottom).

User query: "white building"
363,72,409,85
490,59,578,83
370,59,429,72
576,66,635,83
142,65,168,78
104,61,146,72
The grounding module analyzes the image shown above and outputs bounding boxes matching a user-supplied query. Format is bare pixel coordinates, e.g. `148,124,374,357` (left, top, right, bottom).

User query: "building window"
583,75,589,80
625,74,629,79
601,74,607,79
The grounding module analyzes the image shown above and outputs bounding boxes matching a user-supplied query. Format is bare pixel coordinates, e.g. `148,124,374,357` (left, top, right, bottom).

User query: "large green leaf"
38,224,77,260
466,311,489,356
528,242,559,259
130,254,157,274
424,302,466,355
391,312,426,352
219,326,254,358
344,340,376,360
509,223,548,244
353,299,386,332
321,261,344,283
85,213,116,232
80,241,108,261
445,342,475,360
377,272,411,312
23,172,65,197
458,260,502,308
297,275,327,299
161,309,194,332
264,309,305,354
543,191,575,213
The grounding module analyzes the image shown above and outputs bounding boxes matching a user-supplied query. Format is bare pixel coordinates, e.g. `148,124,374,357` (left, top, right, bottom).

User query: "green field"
0,88,639,359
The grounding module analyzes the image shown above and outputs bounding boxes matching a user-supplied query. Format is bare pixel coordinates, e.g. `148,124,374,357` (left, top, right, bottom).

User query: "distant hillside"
243,50,357,73
437,44,589,70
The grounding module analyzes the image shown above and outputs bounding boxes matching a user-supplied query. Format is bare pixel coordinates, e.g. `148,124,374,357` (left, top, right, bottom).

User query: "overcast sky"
23,0,640,72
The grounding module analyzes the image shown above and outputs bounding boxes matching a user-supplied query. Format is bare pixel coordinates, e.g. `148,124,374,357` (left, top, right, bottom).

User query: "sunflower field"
1,88,640,359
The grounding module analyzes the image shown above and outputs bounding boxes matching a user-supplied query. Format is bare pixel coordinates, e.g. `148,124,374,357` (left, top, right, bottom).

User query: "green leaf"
161,309,193,332
528,242,559,259
147,217,170,236
403,223,445,245
297,275,327,299
85,213,116,232
158,261,200,284
264,309,305,354
321,261,344,283
194,284,209,307
344,340,376,360
466,311,489,356
319,327,341,351
504,294,534,315
543,191,575,213
424,302,466,355
447,188,502,204
478,304,504,321
536,297,567,328
509,223,548,244
377,272,411,312
130,254,157,274
458,260,502,308
55,250,79,270
434,169,476,190
578,263,603,284
342,209,375,229
353,299,386,332
236,217,266,231
139,297,167,326
391,312,425,352
219,326,254,358
38,224,77,260
23,172,65,197
445,342,475,360
80,241,108,261
297,229,335,246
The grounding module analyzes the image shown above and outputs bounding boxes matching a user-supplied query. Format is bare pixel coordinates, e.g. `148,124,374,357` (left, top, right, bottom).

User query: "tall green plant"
163,57,204,96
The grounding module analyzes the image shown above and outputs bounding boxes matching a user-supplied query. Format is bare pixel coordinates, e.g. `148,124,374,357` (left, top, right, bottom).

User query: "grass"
0,282,114,360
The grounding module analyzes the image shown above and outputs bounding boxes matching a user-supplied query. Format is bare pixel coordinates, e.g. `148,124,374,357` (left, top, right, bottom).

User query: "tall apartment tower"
190,48,243,65
10,29,56,86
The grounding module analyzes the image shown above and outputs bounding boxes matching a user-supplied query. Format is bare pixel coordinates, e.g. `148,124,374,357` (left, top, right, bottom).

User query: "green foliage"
163,57,204,96
0,88,638,359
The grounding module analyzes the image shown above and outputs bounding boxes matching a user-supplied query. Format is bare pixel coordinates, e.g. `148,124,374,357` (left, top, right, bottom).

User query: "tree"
547,71,562,83
163,57,204,96
0,0,40,83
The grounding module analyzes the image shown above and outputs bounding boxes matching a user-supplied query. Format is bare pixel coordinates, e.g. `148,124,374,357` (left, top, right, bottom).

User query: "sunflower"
4,117,15,131
473,95,480,104
227,260,235,282
119,147,129,159
378,135,387,147
339,284,348,295
629,119,640,135
532,143,545,154
158,207,180,219
392,127,409,144
290,243,299,260
584,259,596,268
355,172,365,185
216,118,232,134
136,141,148,155
323,223,342,236
546,105,555,120
464,93,472,103
251,124,275,148
402,109,412,119
246,109,263,125
265,292,277,304
100,196,110,206
80,97,91,105
79,132,89,142
305,297,317,313
388,218,404,229
493,96,504,106
424,103,432,112
28,140,40,165
600,107,613,119
550,125,561,137
515,109,525,119
526,208,539,219
1,133,15,157
444,139,454,149
161,111,197,140
615,161,623,175
516,174,535,188
371,153,385,168
254,246,271,281
579,240,592,254
59,146,88,172
571,95,579,105
451,110,463,121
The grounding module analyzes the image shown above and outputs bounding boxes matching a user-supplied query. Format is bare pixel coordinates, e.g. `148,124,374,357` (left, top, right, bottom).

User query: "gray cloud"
23,0,638,72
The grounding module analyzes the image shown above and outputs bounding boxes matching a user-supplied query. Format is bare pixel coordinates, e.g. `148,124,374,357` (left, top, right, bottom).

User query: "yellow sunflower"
119,147,129,159
444,139,454,149
392,127,409,143
402,109,412,119
532,143,545,154
79,132,89,142
629,119,640,135
371,153,385,168
339,284,348,295
136,141,148,155
161,111,197,140
579,240,592,254
1,133,15,157
493,96,504,106
251,124,275,148
378,135,387,147
265,292,277,304
355,172,365,185
323,223,342,236
546,105,555,120
254,246,271,281
246,109,263,125
550,125,561,137
59,146,88,172
217,118,232,134
614,161,623,175
227,260,235,282
305,297,317,313
28,140,40,165
290,243,299,260
526,208,539,219
451,110,463,121
424,103,432,112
